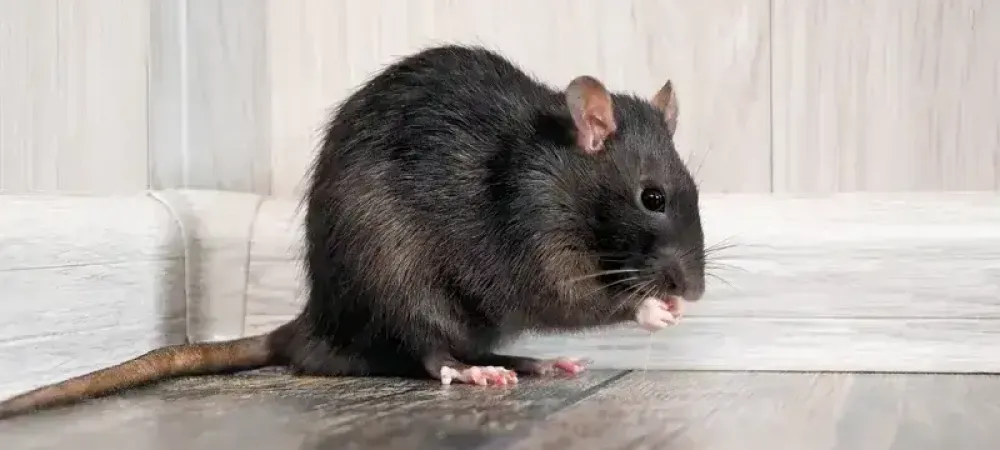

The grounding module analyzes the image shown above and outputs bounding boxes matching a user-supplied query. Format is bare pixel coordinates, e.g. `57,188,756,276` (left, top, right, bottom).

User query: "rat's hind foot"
527,357,590,376
423,352,517,387
438,365,518,386
466,353,591,378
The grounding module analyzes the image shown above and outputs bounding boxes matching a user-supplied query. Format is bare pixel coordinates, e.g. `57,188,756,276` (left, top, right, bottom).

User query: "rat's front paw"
439,365,518,386
635,296,684,332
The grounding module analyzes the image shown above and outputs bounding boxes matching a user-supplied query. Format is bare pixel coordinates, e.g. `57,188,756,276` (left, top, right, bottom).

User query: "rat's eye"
640,187,666,213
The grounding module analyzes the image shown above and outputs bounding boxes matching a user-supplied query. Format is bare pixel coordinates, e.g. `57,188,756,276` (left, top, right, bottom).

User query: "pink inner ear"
566,76,617,154
652,80,679,135
578,106,615,153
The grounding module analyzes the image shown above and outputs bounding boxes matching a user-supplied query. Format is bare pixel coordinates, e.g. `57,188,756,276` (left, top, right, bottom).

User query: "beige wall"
2,0,998,196
0,0,150,194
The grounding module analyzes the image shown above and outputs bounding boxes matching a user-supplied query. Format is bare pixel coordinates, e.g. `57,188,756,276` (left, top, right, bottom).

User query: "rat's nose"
684,282,705,302
657,256,689,297
656,248,705,301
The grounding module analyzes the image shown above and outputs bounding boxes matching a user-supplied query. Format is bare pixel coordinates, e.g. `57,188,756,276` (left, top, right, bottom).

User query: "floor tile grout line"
556,370,633,411
477,370,634,450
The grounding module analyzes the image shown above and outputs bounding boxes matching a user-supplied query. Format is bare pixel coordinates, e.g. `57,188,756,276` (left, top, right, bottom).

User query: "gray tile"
6,371,999,450
509,371,1000,450
0,368,627,450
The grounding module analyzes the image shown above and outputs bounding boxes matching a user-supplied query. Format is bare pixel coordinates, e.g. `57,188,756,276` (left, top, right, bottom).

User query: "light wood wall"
0,0,150,194
1,0,998,196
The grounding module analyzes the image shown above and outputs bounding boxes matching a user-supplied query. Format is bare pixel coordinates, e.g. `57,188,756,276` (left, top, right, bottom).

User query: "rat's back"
301,45,560,355
304,44,560,284
308,44,563,240
314,45,555,180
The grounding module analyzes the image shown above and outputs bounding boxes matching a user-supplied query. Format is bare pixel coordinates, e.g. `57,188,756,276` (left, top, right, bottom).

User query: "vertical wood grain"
149,0,271,194
148,0,184,190
772,0,1000,193
267,0,772,198
5,1,999,196
0,0,57,192
0,0,149,194
265,0,346,198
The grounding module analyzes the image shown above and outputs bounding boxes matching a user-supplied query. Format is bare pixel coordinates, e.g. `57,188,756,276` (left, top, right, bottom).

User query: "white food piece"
635,296,683,332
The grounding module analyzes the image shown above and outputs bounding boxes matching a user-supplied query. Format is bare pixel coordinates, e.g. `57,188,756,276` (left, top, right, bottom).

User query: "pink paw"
439,365,518,386
533,357,590,377
635,296,685,332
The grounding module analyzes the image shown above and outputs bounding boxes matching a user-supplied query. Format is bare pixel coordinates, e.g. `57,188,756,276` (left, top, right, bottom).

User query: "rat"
0,44,705,418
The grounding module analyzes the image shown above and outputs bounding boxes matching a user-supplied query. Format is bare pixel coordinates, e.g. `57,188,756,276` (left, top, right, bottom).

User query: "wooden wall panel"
772,0,1000,193
0,0,149,194
3,1,999,196
267,0,772,198
149,0,271,194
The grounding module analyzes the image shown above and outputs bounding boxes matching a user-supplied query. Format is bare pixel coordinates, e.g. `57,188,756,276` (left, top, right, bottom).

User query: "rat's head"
558,75,706,308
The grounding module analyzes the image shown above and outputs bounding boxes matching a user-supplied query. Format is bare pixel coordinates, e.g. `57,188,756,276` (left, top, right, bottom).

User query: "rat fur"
0,44,705,418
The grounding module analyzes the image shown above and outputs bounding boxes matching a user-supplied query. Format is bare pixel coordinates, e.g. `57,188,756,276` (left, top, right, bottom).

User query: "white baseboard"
236,192,1000,373
508,193,1000,372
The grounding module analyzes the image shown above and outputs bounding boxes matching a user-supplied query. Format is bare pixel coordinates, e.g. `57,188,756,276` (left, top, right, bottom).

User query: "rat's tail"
0,326,287,420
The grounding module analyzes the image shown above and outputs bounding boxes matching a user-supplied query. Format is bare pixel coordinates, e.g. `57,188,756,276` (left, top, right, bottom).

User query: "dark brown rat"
0,44,705,418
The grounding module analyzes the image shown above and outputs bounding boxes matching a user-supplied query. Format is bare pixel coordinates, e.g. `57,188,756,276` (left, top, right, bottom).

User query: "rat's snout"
657,258,688,294
653,248,705,302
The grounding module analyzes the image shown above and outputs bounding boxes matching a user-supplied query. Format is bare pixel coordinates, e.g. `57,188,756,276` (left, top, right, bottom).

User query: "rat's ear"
651,79,679,136
565,75,617,154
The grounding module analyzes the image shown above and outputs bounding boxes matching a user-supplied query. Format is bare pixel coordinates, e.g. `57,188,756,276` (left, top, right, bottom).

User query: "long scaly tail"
0,332,278,419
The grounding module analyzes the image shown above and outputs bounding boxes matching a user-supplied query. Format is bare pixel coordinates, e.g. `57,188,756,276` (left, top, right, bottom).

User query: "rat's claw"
440,365,518,386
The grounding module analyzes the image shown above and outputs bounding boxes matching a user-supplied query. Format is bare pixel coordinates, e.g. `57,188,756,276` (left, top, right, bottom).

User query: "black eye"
640,187,666,213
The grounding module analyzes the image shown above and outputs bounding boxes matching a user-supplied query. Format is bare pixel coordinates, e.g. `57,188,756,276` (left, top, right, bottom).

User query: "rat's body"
0,45,705,418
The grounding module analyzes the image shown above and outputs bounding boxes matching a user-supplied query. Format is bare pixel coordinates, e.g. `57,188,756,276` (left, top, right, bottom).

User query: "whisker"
601,277,640,290
579,276,640,300
607,277,653,320
705,257,741,266
705,241,781,258
705,258,748,266
642,278,661,299
675,245,694,260
705,262,747,273
705,236,740,251
706,272,738,291
572,275,643,305
561,268,639,286
705,243,739,255
708,235,737,246
629,281,659,319
594,254,632,263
